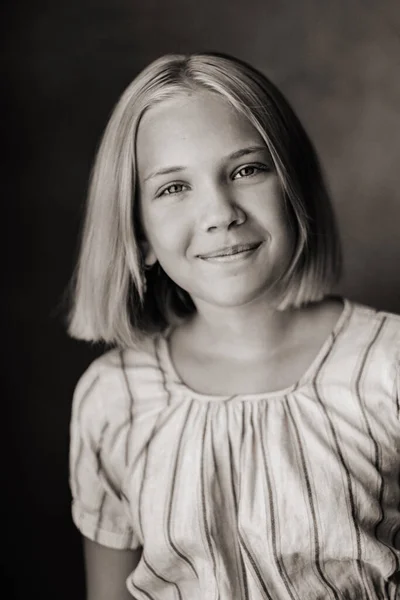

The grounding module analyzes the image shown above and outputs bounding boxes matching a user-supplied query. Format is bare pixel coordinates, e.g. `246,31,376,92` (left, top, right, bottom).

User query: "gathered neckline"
159,298,353,402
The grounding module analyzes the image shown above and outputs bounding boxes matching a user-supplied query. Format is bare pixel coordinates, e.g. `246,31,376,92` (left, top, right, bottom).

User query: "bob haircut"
68,52,342,348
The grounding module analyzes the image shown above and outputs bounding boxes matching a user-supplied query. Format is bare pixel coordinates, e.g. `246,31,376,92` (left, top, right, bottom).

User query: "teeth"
220,248,243,256
209,245,258,258
199,243,260,260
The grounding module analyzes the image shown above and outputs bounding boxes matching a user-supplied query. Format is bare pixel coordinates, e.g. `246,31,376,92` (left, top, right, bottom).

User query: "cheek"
274,212,296,254
143,209,191,257
257,198,296,258
254,190,291,233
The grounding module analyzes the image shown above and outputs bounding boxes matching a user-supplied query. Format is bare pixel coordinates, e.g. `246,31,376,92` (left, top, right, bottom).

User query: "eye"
158,183,188,197
233,164,268,179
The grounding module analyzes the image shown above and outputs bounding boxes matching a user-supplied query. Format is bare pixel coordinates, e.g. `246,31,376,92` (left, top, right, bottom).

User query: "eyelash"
158,183,188,197
157,163,268,197
233,164,268,179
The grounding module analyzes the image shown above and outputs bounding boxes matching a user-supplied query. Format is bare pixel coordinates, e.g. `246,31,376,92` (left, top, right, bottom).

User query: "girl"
68,52,400,600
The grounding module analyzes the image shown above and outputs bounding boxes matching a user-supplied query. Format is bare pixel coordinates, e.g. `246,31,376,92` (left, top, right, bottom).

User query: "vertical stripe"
94,492,106,543
200,404,220,600
355,317,400,575
71,374,100,500
143,554,183,600
108,419,134,468
238,531,274,600
128,577,157,600
164,400,198,579
94,422,112,543
137,410,165,542
236,403,273,600
120,489,135,549
155,336,171,406
312,330,370,599
258,409,299,600
226,415,249,600
72,371,135,547
95,422,109,475
120,349,134,466
94,418,136,547
286,397,340,599
121,342,171,547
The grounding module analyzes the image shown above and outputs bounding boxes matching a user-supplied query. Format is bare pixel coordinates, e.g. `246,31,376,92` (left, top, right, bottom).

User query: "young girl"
68,52,400,600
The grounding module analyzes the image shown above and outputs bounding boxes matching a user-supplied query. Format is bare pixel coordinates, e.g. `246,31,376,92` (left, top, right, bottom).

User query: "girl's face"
136,89,295,310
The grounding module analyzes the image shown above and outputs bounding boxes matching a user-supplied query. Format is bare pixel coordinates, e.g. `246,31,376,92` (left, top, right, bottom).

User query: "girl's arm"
83,537,142,600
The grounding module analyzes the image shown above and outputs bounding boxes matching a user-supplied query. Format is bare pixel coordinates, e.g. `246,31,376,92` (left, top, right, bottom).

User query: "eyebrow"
143,145,268,182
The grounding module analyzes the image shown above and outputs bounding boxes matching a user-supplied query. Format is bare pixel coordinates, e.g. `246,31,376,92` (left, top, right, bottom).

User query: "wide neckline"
159,298,353,402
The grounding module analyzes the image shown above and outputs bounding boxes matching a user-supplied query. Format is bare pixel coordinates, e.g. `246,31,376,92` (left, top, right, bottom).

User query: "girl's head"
68,52,342,347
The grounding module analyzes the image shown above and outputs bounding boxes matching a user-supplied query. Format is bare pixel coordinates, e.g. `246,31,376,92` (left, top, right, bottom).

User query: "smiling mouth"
198,242,262,260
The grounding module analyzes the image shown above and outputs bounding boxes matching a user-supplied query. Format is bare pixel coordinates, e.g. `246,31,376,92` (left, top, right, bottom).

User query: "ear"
141,240,157,267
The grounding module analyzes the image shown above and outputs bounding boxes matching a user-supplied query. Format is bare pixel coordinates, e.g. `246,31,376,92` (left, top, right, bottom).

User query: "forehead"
135,90,266,168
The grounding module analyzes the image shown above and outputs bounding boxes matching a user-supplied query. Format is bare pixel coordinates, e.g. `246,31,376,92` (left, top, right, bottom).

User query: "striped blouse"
69,299,400,599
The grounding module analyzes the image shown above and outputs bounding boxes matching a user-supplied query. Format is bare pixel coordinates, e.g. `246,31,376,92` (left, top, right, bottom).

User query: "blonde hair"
68,52,342,347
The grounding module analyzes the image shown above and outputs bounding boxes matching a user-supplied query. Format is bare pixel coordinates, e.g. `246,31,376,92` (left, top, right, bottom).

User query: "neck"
187,297,299,361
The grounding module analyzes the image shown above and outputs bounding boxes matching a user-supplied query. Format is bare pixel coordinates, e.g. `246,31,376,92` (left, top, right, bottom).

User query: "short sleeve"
69,362,140,550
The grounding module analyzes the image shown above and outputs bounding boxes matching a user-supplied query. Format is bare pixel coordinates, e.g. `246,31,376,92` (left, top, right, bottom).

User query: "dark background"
4,1,400,598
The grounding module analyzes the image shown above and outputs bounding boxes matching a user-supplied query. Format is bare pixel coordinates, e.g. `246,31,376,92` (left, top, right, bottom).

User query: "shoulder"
72,333,169,425
339,299,400,389
346,299,400,348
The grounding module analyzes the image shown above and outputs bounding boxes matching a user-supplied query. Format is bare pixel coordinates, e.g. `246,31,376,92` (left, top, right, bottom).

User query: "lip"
198,242,262,259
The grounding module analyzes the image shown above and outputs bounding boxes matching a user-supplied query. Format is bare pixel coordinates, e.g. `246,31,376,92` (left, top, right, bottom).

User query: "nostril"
228,217,244,230
203,207,247,233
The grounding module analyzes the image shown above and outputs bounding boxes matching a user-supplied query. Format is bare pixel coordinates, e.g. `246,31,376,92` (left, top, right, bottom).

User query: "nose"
199,185,246,232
